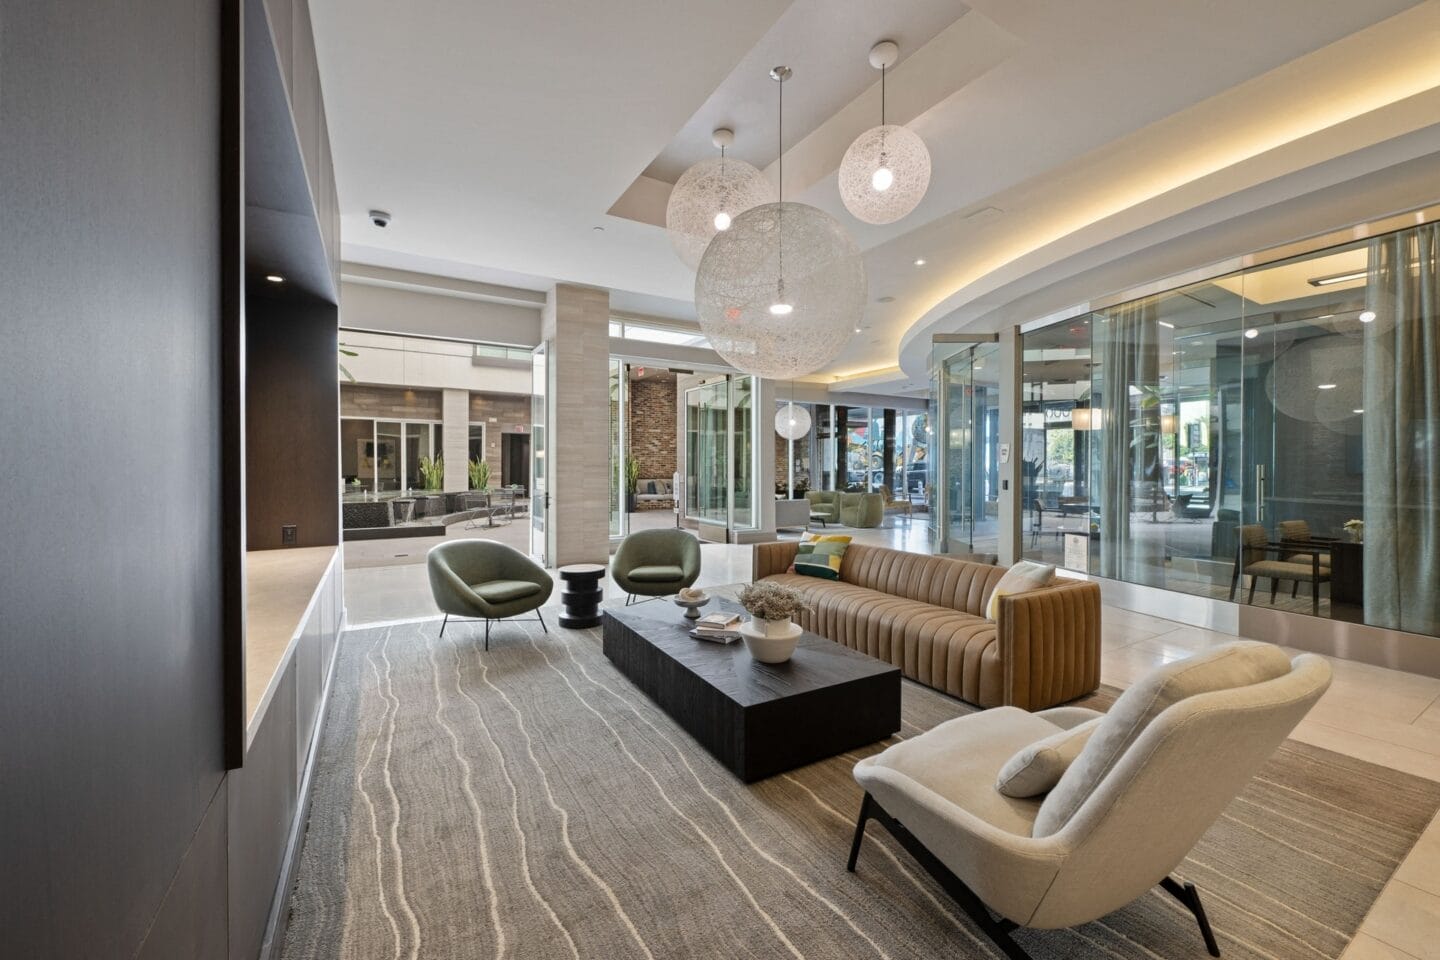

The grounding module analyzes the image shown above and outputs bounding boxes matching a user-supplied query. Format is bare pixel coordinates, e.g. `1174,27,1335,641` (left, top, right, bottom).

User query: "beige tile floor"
341,516,1440,958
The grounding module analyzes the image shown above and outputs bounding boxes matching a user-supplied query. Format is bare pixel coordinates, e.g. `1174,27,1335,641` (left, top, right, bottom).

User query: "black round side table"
557,563,606,628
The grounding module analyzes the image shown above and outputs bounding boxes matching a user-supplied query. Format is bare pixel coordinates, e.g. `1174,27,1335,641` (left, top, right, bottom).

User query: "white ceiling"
312,0,1440,395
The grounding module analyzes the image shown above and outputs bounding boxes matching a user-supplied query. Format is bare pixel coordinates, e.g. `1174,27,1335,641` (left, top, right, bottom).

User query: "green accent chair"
612,529,701,604
839,492,885,528
805,490,841,526
427,540,553,650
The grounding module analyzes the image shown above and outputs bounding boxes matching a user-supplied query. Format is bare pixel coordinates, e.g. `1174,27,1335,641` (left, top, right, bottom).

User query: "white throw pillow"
985,560,1056,620
995,717,1103,798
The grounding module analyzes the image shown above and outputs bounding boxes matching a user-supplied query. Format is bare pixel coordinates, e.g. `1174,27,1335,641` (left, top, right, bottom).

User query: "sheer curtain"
1096,299,1163,584
1363,224,1440,636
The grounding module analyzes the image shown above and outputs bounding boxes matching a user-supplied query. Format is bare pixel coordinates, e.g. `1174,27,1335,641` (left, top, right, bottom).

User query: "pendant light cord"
881,64,886,126
776,72,784,298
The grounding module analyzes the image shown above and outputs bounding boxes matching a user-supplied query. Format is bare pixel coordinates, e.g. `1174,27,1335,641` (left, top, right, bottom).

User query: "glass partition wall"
1018,219,1440,638
685,376,758,532
930,340,1001,557
773,400,928,500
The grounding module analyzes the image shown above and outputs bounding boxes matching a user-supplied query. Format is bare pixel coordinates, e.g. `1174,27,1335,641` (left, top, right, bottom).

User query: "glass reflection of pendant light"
694,67,866,381
838,41,932,225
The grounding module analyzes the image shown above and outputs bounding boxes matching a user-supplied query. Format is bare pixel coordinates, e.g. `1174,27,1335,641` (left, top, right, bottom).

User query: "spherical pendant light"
838,41,931,225
665,128,774,270
775,402,812,440
696,200,865,381
694,67,866,381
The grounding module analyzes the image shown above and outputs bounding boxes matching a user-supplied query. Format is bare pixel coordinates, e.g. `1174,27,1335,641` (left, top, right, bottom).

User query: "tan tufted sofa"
754,542,1102,710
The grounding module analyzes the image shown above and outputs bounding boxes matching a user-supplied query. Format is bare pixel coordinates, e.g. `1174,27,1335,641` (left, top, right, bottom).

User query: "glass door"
530,343,548,563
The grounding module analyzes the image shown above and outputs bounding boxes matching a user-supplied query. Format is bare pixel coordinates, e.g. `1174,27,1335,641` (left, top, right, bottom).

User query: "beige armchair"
848,641,1331,959
1229,524,1331,615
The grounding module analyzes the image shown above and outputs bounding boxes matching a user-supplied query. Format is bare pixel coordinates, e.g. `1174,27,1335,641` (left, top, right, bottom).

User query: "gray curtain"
1097,299,1163,584
1364,224,1440,636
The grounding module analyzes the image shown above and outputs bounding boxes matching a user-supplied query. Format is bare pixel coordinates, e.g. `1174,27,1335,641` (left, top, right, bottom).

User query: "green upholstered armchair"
427,540,554,649
839,492,884,528
611,528,701,603
805,490,841,524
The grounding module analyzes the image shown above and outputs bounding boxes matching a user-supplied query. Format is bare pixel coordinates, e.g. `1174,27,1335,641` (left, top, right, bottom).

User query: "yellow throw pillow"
793,533,852,581
985,560,1057,620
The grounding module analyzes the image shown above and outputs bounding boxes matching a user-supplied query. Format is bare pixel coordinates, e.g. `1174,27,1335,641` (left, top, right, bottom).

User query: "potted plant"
624,455,640,513
469,457,490,491
736,581,810,663
418,455,445,491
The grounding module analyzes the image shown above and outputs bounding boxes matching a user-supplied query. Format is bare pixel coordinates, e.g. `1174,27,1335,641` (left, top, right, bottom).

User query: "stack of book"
691,611,741,643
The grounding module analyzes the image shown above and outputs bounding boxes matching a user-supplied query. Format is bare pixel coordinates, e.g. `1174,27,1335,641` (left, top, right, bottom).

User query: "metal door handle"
1255,465,1266,522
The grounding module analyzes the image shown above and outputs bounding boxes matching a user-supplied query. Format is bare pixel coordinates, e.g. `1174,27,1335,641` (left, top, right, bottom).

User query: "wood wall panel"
246,287,341,551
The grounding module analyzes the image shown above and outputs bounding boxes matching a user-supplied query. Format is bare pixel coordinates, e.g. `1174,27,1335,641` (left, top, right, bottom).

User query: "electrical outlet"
282,524,297,546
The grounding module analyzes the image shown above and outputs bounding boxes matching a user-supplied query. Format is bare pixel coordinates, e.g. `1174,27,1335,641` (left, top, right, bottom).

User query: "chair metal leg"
1160,877,1221,957
484,619,491,652
1247,577,1256,604
1228,565,1239,602
537,609,548,634
846,793,873,872
440,613,448,638
1291,581,1298,599
1270,579,1279,603
854,794,1034,960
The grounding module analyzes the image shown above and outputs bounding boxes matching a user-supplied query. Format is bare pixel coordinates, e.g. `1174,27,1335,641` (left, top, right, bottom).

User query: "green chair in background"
611,529,701,604
427,540,553,650
805,490,841,526
839,492,885,528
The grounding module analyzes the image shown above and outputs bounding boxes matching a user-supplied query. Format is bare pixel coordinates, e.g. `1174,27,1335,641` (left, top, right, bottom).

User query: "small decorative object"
1344,518,1364,542
665,128,774,270
736,581,809,662
694,66,866,381
674,588,712,620
838,41,931,225
775,402,812,440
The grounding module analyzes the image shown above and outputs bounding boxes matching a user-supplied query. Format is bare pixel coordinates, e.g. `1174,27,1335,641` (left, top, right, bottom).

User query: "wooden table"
602,600,900,782
1329,539,1364,606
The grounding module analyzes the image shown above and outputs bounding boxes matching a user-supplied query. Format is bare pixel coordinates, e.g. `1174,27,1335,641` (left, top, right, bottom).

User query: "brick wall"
469,392,532,487
627,376,677,483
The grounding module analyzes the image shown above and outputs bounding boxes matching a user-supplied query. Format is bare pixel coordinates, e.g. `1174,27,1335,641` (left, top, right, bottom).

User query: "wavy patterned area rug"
280,615,1440,960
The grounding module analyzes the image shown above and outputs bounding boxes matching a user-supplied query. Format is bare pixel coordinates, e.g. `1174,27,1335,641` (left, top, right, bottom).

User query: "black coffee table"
602,599,900,782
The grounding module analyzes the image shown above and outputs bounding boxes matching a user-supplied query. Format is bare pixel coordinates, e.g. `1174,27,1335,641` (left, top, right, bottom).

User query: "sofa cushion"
471,579,544,604
1034,640,1293,836
985,560,1056,620
995,716,1103,798
859,707,1060,836
794,533,851,580
627,564,685,583
839,545,1007,618
765,573,1002,704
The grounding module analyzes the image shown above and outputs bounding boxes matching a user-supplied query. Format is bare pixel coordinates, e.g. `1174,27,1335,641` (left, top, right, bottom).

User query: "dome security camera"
369,209,392,228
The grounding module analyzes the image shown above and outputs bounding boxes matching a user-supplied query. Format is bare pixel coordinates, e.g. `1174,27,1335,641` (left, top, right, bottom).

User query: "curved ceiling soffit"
889,78,1440,384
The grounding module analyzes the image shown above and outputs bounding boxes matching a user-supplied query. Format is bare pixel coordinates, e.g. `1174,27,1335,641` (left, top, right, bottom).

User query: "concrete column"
542,283,611,566
442,388,469,491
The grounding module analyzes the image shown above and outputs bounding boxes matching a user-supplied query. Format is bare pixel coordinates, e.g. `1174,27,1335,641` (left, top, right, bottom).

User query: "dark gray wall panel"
229,664,299,960
0,1,228,957
136,787,230,960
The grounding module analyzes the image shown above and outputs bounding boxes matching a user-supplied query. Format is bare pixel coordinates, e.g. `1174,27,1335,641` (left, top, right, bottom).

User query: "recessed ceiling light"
265,274,284,283
1244,328,1259,339
913,258,926,266
1359,310,1376,323
876,296,895,303
1317,384,1337,390
1353,408,1365,414
1158,320,1174,329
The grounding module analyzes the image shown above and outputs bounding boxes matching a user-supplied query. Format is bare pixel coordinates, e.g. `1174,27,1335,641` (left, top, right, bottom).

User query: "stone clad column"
542,283,611,565
442,388,469,492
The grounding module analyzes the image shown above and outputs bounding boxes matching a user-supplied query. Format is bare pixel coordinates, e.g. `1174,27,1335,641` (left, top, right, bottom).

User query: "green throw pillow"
794,533,852,580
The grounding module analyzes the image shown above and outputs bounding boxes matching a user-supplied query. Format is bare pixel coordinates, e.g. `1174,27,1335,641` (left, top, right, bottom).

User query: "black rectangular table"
602,600,901,782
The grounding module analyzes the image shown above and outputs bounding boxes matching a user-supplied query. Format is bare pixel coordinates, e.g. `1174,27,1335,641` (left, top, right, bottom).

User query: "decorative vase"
740,618,802,663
